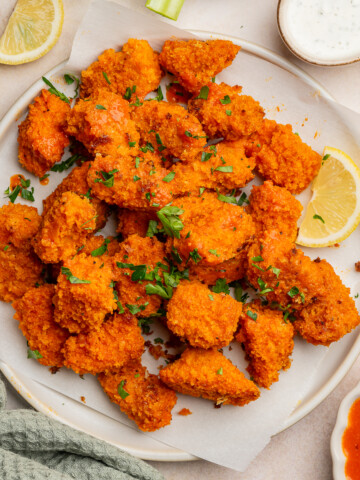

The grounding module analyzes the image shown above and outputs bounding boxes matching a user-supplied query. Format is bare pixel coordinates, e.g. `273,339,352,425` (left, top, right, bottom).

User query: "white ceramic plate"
1,32,360,462
331,380,360,480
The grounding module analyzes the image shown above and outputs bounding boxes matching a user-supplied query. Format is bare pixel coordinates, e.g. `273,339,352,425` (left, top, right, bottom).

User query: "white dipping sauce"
284,0,360,62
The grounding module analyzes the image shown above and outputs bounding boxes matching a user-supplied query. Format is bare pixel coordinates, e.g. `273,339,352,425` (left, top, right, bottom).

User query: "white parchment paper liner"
0,0,360,471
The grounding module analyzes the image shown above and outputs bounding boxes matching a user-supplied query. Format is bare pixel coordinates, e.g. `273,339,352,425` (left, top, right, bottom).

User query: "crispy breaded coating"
172,140,255,195
80,39,163,101
159,39,240,94
167,280,242,349
53,253,116,333
294,260,360,346
63,313,144,374
82,234,120,257
65,88,139,157
99,361,177,432
87,152,173,211
0,244,44,302
188,82,264,141
253,119,321,194
131,101,206,162
0,203,41,248
116,209,157,239
18,89,70,177
32,191,97,264
160,348,260,406
246,230,326,311
170,192,255,267
188,252,247,285
237,301,294,388
13,285,69,367
42,162,110,231
113,235,166,317
247,181,302,241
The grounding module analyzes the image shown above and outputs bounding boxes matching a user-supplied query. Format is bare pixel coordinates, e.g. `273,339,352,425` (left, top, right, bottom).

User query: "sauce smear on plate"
342,397,360,479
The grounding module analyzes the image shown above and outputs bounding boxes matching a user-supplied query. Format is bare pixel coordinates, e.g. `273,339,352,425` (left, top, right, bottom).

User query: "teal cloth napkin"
0,379,165,480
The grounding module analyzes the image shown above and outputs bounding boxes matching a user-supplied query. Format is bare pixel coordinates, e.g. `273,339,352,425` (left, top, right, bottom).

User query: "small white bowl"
331,380,360,480
277,0,360,66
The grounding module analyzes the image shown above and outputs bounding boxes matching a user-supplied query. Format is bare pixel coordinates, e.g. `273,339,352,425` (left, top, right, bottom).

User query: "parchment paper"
0,0,360,471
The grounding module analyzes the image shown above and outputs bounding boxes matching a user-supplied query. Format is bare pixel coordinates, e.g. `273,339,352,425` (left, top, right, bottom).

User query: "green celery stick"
146,0,185,20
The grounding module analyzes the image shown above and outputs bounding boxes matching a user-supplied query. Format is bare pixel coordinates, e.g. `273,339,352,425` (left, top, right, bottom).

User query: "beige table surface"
1,1,360,478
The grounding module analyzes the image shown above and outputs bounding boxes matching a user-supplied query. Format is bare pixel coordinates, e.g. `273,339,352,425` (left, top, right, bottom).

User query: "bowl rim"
276,0,360,67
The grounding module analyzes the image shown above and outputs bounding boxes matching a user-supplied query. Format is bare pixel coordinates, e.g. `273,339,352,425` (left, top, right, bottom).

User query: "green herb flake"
201,152,212,162
102,71,111,84
3,245,9,252
313,214,325,223
27,348,43,359
189,248,202,264
51,154,82,172
146,220,158,238
162,172,175,183
251,256,264,262
126,303,149,315
61,266,91,284
246,310,257,321
322,153,330,165
217,367,223,375
95,104,107,110
220,95,231,105
133,175,141,182
91,238,110,257
199,187,205,196
287,286,300,298
217,193,237,204
237,192,249,206
196,86,209,100
39,174,50,182
42,76,70,104
117,380,129,399
156,205,184,239
208,249,220,258
94,169,118,188
214,165,233,173
225,110,232,116
208,294,214,301
212,278,230,295
154,337,164,344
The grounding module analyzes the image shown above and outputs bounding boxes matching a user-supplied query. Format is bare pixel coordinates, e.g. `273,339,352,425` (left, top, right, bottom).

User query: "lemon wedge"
297,146,360,248
0,0,64,65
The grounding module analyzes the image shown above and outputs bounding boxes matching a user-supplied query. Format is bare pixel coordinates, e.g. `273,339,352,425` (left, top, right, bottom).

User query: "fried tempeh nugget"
42,162,110,231
13,285,69,367
293,259,360,346
253,119,322,194
0,202,42,248
237,301,294,388
170,192,255,267
32,191,97,264
172,140,255,195
113,234,167,317
65,88,139,157
63,312,144,375
188,82,264,141
159,39,240,94
80,39,163,101
167,280,242,349
18,89,71,177
247,180,303,241
160,348,260,406
99,361,177,432
87,152,173,211
246,230,326,311
53,253,116,333
131,101,207,163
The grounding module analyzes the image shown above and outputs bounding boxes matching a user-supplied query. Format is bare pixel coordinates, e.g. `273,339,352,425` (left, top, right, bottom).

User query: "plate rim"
1,30,359,461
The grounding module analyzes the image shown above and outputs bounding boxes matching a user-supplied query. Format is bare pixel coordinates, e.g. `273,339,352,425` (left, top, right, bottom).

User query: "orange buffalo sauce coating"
342,397,360,479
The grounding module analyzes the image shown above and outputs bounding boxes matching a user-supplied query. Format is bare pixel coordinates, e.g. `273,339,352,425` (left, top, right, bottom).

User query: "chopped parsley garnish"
251,256,264,262
129,141,136,148
130,97,143,107
135,157,141,169
117,380,129,399
146,220,158,238
257,278,273,295
171,246,182,264
61,267,91,284
201,152,212,162
225,110,232,116
27,348,43,359
217,367,223,375
287,286,300,298
39,174,50,181
217,193,237,204
102,71,111,84
154,337,164,344
208,249,220,257
139,142,154,153
94,169,118,187
230,281,250,303
184,131,207,140
185,231,191,239
42,76,70,103
195,86,209,100
199,187,205,196
145,283,172,299
246,310,257,321
133,175,141,182
126,303,149,315
252,264,265,271
4,177,35,203
237,192,249,206
214,165,233,173
162,172,175,183
153,86,164,101
188,248,202,264
3,245,9,252
208,294,214,301
95,104,106,110
322,153,330,165
134,373,140,378
123,85,136,100
156,205,184,239
220,95,231,105
271,266,281,278
64,73,80,98
51,154,82,172
313,214,325,223
91,238,110,257
212,278,230,295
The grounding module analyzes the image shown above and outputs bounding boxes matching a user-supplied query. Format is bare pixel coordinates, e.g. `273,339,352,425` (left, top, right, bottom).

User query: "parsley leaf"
94,169,118,187
246,310,257,321
102,71,111,84
61,267,91,284
162,172,175,182
27,348,43,359
195,86,209,100
117,380,129,399
146,220,158,238
91,238,110,257
156,205,184,239
51,154,82,172
214,166,233,173
212,278,230,295
42,76,70,103
220,95,231,105
188,248,202,264
313,214,325,223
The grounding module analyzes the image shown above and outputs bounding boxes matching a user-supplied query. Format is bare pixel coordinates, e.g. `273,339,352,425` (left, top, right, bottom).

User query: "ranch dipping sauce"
279,0,360,64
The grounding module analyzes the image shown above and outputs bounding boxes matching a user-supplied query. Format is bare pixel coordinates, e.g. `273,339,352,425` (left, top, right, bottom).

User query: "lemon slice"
0,0,64,65
297,146,360,248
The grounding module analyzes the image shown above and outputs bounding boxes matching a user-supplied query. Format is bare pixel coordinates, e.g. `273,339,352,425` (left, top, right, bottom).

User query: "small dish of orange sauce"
331,382,360,480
